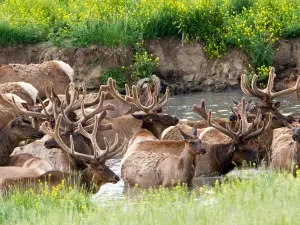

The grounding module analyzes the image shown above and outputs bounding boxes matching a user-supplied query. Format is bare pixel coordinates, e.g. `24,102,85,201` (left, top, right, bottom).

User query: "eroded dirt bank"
0,38,298,93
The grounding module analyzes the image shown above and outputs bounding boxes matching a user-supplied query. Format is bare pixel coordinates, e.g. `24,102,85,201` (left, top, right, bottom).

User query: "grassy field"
1,0,300,71
1,170,300,225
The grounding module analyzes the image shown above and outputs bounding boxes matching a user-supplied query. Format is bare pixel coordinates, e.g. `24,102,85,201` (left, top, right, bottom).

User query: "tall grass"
2,0,300,69
1,171,300,225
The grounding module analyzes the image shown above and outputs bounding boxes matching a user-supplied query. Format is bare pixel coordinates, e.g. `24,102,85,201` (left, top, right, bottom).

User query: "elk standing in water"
271,122,300,174
121,127,206,188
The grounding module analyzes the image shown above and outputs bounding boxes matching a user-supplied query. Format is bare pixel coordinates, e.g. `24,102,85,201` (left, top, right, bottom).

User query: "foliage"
100,67,125,90
2,170,300,224
243,64,270,87
132,41,159,80
2,0,300,77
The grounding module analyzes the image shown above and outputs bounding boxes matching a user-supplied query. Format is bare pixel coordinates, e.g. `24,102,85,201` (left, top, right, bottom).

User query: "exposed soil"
0,38,298,93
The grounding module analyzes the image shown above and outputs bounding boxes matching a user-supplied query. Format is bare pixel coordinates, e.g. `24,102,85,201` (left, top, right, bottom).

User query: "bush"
100,67,125,90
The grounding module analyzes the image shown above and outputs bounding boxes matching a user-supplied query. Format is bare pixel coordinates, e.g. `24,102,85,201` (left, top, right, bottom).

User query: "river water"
96,90,300,199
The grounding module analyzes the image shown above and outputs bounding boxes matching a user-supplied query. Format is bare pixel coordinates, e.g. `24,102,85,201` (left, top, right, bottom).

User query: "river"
95,90,300,199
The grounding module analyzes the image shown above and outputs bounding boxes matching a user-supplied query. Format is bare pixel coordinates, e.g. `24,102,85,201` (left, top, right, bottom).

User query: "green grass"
1,170,300,225
2,0,300,72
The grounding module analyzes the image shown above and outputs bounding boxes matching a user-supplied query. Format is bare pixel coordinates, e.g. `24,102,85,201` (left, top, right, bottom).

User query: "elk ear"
10,117,21,128
132,112,149,120
179,128,190,140
227,144,236,155
283,121,294,130
192,126,197,137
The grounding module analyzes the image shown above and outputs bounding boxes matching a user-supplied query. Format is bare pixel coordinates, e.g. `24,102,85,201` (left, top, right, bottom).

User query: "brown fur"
0,166,119,193
271,126,300,174
121,129,205,187
0,82,36,105
7,153,54,173
0,117,44,166
0,61,72,97
12,138,76,172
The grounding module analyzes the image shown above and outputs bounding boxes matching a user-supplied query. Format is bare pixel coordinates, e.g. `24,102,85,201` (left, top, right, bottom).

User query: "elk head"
9,116,44,141
179,127,206,155
284,122,300,143
203,98,272,167
101,78,178,138
240,67,300,128
40,113,127,192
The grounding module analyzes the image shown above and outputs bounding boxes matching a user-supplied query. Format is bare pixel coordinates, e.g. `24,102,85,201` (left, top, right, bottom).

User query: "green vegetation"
1,170,300,225
101,42,159,86
2,0,300,72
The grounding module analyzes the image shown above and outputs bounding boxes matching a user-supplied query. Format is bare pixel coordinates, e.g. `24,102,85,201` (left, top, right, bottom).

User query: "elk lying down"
2,115,124,193
271,123,300,174
0,117,44,166
7,153,54,174
0,60,74,97
0,166,119,193
121,127,206,188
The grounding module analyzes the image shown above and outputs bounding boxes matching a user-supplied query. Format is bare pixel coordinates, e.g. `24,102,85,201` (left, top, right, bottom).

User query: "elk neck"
0,126,20,165
213,142,236,175
178,142,198,185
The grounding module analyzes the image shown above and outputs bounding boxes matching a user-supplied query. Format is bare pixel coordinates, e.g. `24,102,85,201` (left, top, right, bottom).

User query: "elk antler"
40,114,127,163
60,90,115,130
100,78,169,113
207,98,272,145
0,95,48,119
241,67,300,101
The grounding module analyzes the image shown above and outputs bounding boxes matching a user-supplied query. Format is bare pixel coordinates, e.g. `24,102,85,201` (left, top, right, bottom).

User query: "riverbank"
2,0,300,93
1,170,299,225
1,37,300,93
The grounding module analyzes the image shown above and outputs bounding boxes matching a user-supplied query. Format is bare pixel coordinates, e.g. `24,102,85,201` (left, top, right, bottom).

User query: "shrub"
100,67,125,90
132,42,159,80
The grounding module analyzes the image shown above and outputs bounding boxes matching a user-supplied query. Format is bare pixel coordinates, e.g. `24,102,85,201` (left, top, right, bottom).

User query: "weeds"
1,171,300,225
2,0,300,76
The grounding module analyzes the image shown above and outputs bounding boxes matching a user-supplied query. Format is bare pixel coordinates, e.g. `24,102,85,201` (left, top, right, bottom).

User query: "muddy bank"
0,38,299,93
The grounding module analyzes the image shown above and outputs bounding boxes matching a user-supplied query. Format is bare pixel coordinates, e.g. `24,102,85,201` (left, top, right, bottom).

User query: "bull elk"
162,98,272,176
121,127,206,188
240,67,300,128
1,113,126,193
45,78,178,150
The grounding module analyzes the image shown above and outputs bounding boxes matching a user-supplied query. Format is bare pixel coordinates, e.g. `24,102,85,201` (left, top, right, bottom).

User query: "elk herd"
0,61,299,194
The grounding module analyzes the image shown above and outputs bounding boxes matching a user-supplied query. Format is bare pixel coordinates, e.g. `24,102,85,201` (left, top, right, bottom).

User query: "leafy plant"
131,41,159,81
100,67,125,90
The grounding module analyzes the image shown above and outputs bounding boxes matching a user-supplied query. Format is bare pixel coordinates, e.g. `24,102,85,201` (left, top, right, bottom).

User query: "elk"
12,137,77,172
0,81,39,106
161,98,247,140
7,153,54,174
121,127,206,188
161,98,272,176
275,68,299,91
240,67,300,128
0,60,74,97
0,116,44,166
1,113,125,193
271,122,300,174
44,78,178,149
